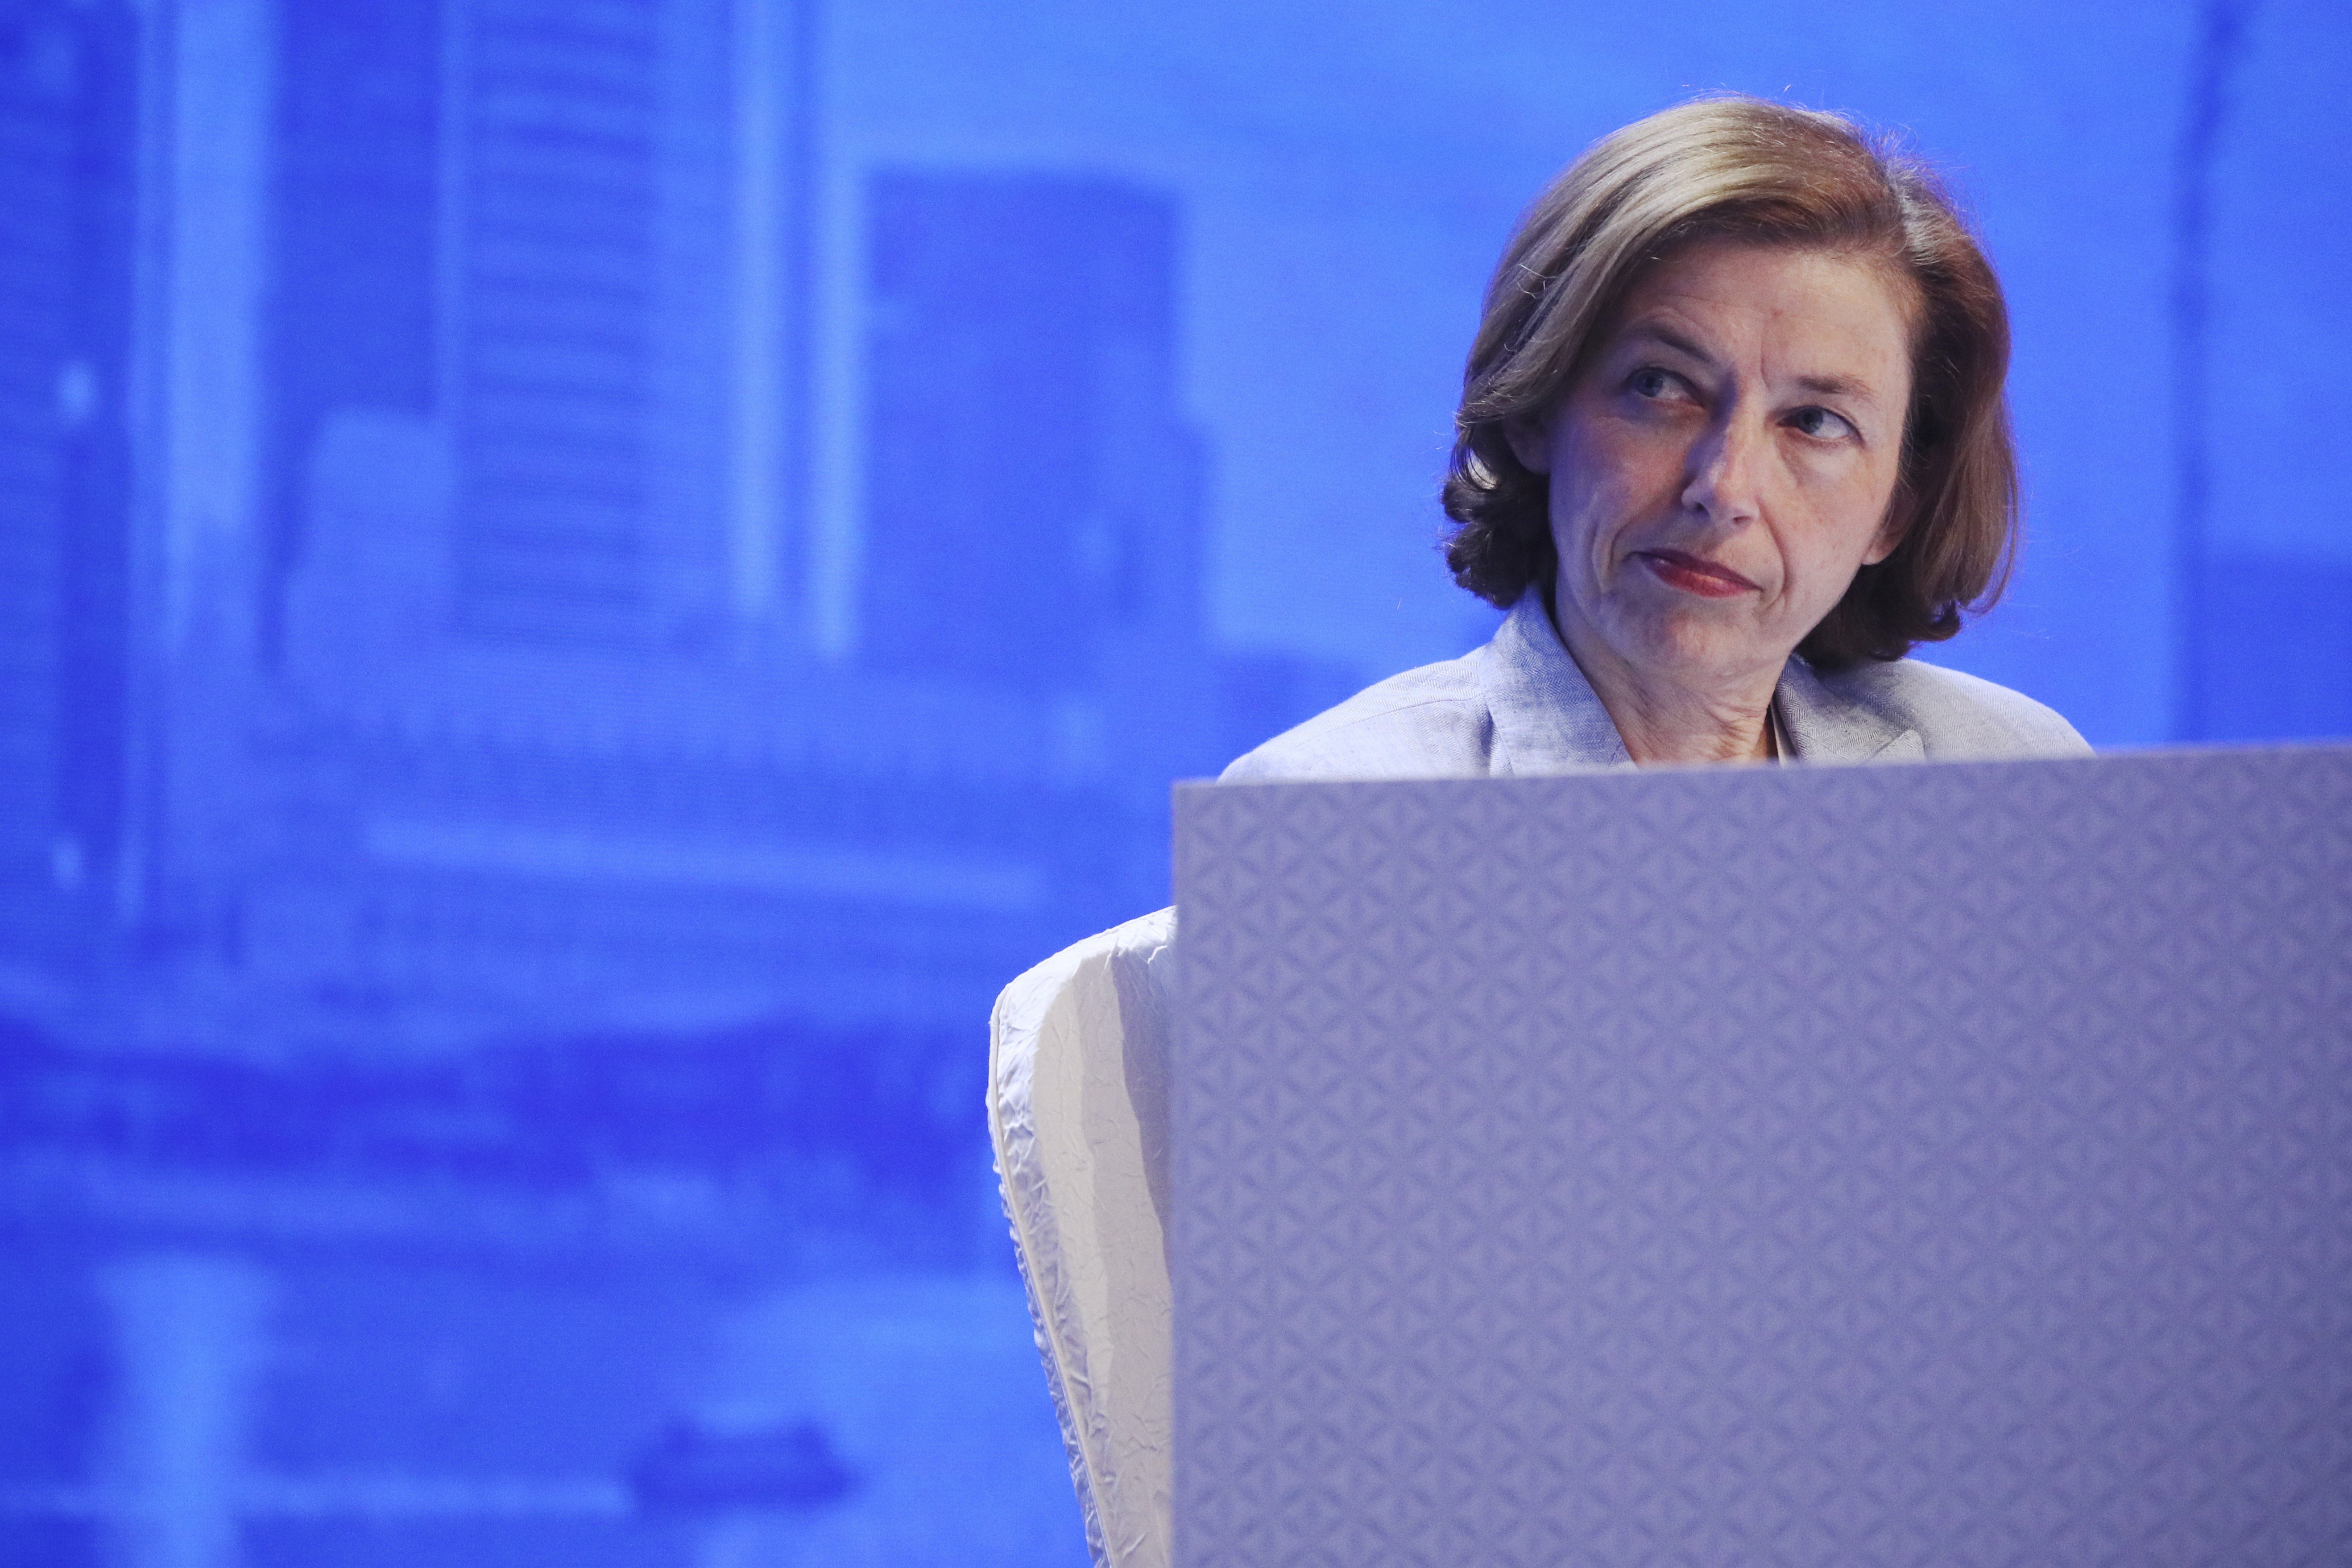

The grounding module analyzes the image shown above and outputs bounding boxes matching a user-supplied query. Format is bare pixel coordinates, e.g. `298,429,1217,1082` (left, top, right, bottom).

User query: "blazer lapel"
1775,655,1922,763
1477,588,1635,774
1480,587,1925,769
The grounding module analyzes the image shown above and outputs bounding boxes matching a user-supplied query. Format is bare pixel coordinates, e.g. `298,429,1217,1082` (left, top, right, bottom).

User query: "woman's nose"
1679,411,1765,526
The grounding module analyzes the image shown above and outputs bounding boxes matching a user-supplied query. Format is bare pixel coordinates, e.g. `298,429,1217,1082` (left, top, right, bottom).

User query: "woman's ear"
1501,411,1554,476
1863,501,1911,567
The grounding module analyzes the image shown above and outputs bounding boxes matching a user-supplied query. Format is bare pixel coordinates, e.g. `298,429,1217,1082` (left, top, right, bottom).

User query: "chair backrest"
989,906,1177,1568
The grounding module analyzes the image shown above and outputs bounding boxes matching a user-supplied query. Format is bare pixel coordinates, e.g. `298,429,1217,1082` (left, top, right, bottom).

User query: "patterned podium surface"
1172,747,2352,1567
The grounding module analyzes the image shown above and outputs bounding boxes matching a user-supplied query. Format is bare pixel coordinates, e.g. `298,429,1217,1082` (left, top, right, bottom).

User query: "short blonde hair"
1441,95,2018,667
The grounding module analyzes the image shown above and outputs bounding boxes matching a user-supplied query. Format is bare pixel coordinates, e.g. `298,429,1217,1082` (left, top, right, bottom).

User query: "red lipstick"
1636,549,1756,599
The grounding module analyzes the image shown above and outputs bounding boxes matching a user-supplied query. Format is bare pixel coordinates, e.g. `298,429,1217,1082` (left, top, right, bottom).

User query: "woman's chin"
1602,608,1784,689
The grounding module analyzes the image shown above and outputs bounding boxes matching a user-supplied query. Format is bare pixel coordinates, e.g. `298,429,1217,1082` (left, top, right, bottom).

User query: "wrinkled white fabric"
990,908,1177,1568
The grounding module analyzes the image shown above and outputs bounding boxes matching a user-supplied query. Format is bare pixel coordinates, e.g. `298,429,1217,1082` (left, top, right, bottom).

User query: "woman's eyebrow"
1624,320,1884,406
1793,372,1881,404
1623,322,1714,365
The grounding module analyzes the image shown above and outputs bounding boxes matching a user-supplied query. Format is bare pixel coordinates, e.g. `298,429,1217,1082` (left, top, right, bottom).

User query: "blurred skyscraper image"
0,0,2345,1563
0,0,136,984
0,2,1240,1561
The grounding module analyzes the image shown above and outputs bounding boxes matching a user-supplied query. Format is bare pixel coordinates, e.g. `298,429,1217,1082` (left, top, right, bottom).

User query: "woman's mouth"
1635,549,1757,599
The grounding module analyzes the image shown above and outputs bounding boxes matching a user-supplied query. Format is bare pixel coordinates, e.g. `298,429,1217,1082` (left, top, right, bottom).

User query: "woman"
993,95,2086,1568
1226,95,2087,783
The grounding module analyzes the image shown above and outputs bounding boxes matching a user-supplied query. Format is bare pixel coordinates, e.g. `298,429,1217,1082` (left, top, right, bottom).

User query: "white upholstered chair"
988,906,1178,1568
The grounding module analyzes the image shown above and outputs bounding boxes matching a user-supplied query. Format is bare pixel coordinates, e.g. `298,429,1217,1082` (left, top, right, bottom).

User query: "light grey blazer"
1224,587,2090,782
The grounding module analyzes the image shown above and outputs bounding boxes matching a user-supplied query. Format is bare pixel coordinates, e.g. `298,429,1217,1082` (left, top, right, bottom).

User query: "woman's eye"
1629,368,1684,401
1787,406,1857,440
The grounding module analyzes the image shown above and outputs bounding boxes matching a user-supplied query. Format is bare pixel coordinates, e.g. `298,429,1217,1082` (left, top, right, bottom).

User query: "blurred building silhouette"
0,0,137,977
262,0,439,658
0,3,1226,1563
864,174,1206,687
135,4,1267,1062
0,0,1360,1067
0,6,1354,1557
864,170,1271,829
451,0,670,648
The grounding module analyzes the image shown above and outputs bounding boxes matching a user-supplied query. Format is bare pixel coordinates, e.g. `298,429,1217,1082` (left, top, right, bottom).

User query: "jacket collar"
1478,587,1634,774
1478,586,1922,771
1772,653,1924,764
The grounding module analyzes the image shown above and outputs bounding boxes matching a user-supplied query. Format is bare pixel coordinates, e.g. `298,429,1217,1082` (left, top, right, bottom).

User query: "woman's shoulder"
1218,650,1497,783
1812,656,2093,760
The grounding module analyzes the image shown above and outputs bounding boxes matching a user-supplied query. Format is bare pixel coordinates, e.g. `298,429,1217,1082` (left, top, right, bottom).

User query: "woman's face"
1509,239,1916,695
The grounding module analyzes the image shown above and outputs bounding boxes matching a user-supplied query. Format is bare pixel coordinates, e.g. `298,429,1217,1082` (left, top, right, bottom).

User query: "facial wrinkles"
1598,317,1789,602
1633,285,1895,614
1526,240,1914,688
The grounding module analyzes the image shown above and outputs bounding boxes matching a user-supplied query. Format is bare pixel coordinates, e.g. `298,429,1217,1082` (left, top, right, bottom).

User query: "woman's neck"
1546,587,1782,766
1592,669,1777,765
